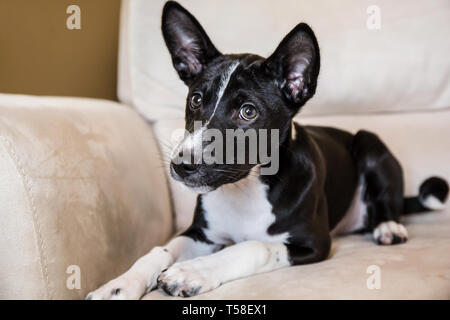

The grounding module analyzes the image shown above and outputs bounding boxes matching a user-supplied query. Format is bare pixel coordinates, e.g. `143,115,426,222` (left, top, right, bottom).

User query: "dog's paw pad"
373,221,408,245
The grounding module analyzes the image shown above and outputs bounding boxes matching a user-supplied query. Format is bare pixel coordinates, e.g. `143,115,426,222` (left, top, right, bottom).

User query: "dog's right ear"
162,1,221,85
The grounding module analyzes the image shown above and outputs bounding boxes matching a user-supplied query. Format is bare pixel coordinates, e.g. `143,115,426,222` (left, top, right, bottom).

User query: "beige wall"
0,0,121,100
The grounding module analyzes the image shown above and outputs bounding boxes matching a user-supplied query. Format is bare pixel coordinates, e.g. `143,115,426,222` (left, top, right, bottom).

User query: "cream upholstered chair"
1,0,449,299
0,94,173,299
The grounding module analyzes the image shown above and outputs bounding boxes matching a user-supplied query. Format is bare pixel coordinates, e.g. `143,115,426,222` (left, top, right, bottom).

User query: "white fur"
86,167,291,299
176,126,205,165
158,240,289,296
155,166,291,297
373,221,408,245
208,61,240,122
421,195,445,210
86,236,218,300
173,62,240,166
330,184,367,236
202,166,290,244
182,126,204,151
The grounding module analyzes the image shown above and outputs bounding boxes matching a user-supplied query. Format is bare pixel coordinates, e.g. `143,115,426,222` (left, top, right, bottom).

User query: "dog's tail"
403,177,449,215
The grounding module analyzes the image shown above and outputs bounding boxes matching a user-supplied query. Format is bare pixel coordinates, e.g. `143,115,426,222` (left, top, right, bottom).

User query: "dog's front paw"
86,275,147,300
373,221,408,245
157,259,219,297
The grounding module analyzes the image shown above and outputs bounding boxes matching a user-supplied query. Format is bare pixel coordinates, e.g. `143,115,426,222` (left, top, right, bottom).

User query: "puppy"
87,1,448,299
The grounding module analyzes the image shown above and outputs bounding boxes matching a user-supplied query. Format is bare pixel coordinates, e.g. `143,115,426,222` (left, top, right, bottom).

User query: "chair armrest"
0,94,173,299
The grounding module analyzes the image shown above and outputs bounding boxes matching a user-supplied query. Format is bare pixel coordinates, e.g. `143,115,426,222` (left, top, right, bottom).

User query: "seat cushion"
0,94,173,299
143,208,450,299
146,108,450,299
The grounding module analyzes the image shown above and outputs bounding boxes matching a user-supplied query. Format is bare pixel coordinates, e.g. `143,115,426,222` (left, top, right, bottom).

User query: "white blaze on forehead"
173,61,240,164
183,126,204,150
174,61,240,162
208,61,240,122
175,126,205,164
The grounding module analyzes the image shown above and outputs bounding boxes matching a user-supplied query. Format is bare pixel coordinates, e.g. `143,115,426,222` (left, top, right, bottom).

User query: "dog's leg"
352,130,408,245
157,240,291,297
86,236,219,300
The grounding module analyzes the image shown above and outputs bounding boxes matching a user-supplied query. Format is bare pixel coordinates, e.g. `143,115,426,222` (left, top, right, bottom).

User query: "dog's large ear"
263,23,320,108
162,1,221,85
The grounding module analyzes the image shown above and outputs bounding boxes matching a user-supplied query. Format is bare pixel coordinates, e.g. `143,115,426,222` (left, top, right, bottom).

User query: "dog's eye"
239,104,258,121
190,93,202,109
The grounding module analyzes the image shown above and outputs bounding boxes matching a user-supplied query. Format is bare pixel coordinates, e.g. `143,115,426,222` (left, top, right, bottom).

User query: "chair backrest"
118,0,450,120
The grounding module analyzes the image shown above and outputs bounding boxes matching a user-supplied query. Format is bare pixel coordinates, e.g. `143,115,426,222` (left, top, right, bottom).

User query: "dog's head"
162,1,320,192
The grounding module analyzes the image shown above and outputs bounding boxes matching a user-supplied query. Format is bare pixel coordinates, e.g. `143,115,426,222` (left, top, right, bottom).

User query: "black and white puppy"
87,1,448,299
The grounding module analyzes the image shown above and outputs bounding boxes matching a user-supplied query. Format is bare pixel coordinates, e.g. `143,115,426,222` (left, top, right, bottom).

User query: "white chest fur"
201,170,289,245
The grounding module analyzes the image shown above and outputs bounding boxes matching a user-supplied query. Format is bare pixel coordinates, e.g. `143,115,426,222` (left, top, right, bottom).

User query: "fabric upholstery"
0,94,172,299
146,108,450,300
1,0,449,301
118,0,450,120
143,208,450,299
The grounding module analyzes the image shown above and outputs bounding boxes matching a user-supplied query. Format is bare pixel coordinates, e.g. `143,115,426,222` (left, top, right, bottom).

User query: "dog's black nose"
171,161,198,178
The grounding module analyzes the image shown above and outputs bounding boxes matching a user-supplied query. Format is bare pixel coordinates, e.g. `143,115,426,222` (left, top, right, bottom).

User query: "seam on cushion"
0,135,51,299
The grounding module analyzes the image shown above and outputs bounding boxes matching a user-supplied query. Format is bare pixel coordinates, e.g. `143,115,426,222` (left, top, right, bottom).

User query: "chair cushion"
143,208,450,299
147,107,450,299
0,94,173,299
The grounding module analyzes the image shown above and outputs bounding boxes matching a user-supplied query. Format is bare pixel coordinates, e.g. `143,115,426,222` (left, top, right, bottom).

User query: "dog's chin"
170,169,216,194
178,180,216,194
184,183,216,194
170,166,253,194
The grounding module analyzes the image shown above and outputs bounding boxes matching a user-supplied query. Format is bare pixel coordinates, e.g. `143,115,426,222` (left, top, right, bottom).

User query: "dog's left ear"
263,23,320,108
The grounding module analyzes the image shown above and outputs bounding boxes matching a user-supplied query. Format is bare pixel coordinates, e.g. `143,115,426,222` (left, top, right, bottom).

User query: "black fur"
161,1,448,265
403,177,449,214
162,1,220,85
181,197,215,244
